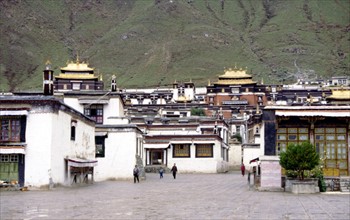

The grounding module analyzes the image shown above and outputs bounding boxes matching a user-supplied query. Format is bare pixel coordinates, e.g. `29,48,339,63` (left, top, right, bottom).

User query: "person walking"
133,165,140,183
159,167,164,179
240,163,245,177
171,163,178,179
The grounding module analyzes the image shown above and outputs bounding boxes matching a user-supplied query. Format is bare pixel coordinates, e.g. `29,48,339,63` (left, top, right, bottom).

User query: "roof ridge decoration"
214,65,256,85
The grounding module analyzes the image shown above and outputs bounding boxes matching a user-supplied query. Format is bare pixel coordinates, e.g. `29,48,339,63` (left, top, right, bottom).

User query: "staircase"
145,165,171,173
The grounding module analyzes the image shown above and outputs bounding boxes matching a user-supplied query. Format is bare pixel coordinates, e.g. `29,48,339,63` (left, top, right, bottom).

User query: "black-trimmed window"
196,144,213,158
84,104,103,124
70,120,77,141
173,144,190,158
0,117,21,142
95,136,105,158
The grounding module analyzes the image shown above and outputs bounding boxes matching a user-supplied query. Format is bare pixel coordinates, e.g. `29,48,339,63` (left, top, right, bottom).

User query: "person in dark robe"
171,163,178,179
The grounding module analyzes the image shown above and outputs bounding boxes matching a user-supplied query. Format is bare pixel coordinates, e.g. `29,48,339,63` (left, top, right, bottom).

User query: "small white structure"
141,118,230,173
0,95,96,188
60,91,145,181
258,155,282,191
94,124,144,181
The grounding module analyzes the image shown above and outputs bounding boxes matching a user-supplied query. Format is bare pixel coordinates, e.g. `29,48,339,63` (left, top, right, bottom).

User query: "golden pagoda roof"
215,67,256,85
176,95,188,103
55,58,99,80
61,60,94,72
327,89,350,100
54,74,99,80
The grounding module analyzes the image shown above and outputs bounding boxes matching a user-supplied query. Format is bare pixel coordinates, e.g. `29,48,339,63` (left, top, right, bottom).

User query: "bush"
279,142,319,180
190,107,206,116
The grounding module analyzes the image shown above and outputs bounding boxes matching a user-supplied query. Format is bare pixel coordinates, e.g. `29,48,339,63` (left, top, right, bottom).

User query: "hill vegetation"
1,0,349,92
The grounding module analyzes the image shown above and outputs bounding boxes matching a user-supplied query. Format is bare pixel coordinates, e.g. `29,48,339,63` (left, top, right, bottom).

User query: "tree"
279,142,319,180
191,107,206,116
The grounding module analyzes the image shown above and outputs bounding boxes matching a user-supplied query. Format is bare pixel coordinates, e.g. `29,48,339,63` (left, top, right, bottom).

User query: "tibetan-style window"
95,136,105,158
0,118,20,142
70,120,77,141
196,144,213,158
84,104,103,124
173,144,190,158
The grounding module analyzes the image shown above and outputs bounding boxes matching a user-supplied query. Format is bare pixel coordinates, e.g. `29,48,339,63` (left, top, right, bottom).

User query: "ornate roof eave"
54,74,99,80
214,80,257,85
60,61,94,72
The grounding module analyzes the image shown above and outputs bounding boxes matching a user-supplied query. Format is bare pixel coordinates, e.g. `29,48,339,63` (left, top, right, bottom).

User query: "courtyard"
1,171,349,220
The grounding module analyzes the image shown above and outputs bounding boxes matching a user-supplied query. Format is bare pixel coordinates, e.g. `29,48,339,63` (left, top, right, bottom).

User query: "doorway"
151,150,163,165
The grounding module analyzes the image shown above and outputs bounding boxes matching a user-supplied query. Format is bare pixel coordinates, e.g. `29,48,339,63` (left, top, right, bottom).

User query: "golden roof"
55,58,100,80
328,89,350,100
54,74,98,80
61,60,94,72
215,67,256,85
176,95,188,103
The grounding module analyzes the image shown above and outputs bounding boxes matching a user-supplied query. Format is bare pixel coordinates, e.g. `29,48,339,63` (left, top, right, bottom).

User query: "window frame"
173,144,191,158
84,104,104,124
95,136,105,158
70,120,77,141
0,117,21,142
195,144,213,158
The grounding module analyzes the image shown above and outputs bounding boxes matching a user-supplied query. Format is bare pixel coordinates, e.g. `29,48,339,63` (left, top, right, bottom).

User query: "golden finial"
100,73,103,81
45,60,52,70
208,79,211,86
261,78,264,85
190,78,192,83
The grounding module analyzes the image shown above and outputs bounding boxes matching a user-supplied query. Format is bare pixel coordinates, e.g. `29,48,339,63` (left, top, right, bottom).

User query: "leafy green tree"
191,107,206,116
279,142,319,180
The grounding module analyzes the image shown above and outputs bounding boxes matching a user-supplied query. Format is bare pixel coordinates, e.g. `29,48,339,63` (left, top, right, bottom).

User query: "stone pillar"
259,155,283,191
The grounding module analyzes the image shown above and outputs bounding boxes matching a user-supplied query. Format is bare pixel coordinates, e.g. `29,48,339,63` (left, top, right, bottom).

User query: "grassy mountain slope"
0,0,349,92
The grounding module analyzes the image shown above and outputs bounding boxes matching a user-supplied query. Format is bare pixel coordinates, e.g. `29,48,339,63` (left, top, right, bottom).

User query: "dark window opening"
95,136,105,157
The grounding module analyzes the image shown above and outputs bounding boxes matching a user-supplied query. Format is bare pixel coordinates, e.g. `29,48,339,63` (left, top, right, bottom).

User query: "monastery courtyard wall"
1,171,349,220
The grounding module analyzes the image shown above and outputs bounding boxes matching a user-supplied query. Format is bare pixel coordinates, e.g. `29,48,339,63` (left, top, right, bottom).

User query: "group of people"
133,163,178,183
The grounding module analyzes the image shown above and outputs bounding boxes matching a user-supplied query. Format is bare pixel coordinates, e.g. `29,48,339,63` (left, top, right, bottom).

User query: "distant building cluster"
0,58,349,190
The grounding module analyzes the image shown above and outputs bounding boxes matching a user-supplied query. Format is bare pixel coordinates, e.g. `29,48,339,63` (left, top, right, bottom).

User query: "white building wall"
63,97,84,113
167,142,227,173
104,97,124,120
184,88,194,100
94,129,137,181
25,107,95,188
260,123,266,156
25,110,54,187
229,143,242,170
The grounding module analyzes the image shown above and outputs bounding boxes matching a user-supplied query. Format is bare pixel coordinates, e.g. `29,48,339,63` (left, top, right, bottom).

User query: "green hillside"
1,0,349,92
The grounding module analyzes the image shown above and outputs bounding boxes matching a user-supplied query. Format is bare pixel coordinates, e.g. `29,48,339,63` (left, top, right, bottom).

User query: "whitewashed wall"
167,141,228,173
25,109,54,187
228,143,242,170
104,97,124,119
94,128,138,181
63,97,83,113
25,106,95,187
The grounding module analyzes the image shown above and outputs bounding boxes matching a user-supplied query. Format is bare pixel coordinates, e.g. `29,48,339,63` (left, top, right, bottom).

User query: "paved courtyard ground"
1,171,349,220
